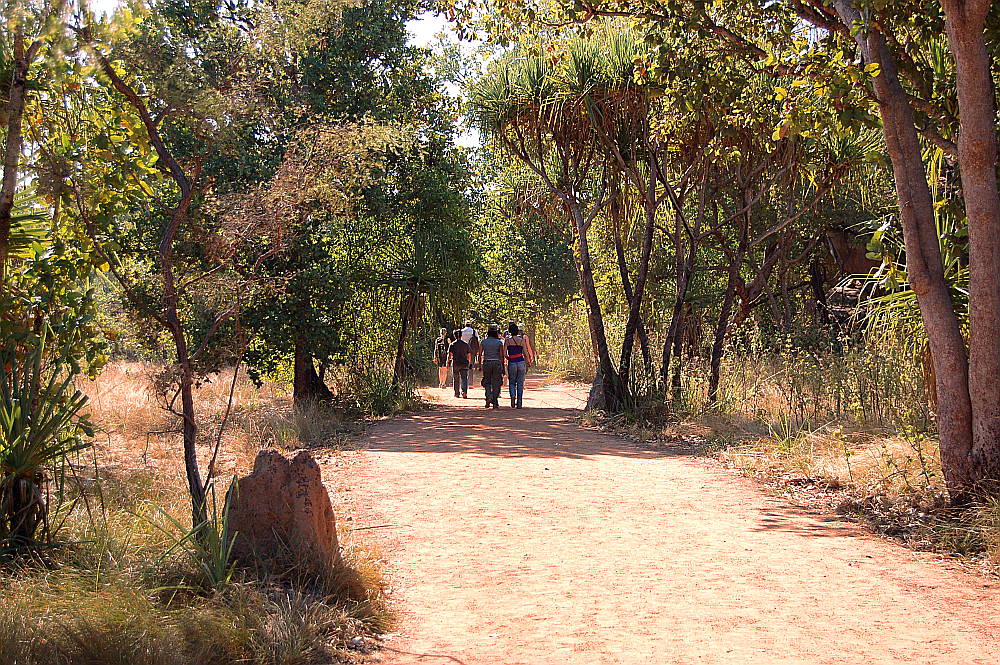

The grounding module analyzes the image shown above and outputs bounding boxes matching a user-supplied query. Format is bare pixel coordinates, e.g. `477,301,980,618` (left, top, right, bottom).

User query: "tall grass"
701,337,933,432
0,457,391,664
533,303,596,382
0,362,395,663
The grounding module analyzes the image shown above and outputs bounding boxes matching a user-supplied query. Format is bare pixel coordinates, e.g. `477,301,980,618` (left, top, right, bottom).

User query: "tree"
454,0,1000,501
72,1,306,526
1,0,68,285
471,46,627,409
938,0,1000,492
239,0,476,402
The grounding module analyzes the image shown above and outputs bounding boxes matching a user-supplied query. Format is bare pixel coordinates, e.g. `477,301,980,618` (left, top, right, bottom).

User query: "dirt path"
332,375,1000,664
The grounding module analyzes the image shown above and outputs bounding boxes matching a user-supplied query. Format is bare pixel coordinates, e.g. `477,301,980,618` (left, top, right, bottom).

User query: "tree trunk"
834,0,975,499
572,203,622,411
611,203,652,372
809,258,831,328
670,303,692,400
177,356,206,528
293,336,334,406
392,291,413,384
661,222,696,395
0,35,33,286
708,271,737,405
618,166,658,389
941,0,1000,491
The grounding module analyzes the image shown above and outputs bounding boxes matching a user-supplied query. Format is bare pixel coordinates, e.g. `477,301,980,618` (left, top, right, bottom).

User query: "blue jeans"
508,361,526,406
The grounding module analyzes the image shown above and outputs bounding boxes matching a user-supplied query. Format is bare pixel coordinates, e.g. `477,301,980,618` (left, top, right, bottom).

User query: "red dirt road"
336,375,1000,664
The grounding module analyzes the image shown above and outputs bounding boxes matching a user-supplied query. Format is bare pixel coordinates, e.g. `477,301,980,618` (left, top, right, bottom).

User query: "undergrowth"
0,465,391,665
591,344,1000,573
0,362,398,664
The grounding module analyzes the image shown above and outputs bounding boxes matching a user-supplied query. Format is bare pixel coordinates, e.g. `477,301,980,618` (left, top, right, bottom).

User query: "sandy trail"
331,375,1000,665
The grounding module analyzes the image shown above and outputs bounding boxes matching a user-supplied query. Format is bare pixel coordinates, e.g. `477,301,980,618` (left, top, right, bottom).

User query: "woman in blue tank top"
504,322,534,408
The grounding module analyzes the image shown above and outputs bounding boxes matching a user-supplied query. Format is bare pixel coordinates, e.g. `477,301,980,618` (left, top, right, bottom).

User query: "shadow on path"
365,405,677,460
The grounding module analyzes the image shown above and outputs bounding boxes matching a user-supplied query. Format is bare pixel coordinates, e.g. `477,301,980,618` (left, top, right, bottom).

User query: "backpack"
435,338,449,363
469,333,481,355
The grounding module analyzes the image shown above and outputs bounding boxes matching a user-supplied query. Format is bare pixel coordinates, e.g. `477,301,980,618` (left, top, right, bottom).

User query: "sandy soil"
329,374,1000,665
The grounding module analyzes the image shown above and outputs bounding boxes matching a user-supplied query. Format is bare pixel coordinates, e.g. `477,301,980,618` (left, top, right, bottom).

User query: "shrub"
1,331,91,553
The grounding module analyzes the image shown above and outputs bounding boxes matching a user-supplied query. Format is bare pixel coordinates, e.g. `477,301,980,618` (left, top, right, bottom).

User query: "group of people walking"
433,322,535,409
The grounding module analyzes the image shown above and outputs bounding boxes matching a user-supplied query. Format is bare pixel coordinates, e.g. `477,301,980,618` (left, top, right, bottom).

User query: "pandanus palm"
470,34,647,410
0,330,90,551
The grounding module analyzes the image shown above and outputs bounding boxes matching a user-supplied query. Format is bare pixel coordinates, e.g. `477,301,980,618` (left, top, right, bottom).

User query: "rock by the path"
228,448,341,568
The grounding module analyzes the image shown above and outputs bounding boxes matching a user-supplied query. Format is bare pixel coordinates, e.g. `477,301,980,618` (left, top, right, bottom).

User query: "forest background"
3,0,1000,663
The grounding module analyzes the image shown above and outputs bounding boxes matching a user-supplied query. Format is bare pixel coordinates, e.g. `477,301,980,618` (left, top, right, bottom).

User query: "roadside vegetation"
0,364,394,664
2,0,451,661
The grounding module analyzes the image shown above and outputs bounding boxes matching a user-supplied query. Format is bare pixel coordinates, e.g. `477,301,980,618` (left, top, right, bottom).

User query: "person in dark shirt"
448,329,472,398
433,328,451,389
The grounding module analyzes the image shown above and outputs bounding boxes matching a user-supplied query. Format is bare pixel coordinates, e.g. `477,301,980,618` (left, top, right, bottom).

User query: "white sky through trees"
89,1,455,50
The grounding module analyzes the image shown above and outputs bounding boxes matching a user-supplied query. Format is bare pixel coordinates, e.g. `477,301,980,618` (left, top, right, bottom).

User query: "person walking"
433,328,451,389
448,329,471,399
505,322,534,408
462,321,481,389
480,324,505,408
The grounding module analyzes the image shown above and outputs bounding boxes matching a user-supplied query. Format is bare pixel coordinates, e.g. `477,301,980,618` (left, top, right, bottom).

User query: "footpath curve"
327,375,1000,665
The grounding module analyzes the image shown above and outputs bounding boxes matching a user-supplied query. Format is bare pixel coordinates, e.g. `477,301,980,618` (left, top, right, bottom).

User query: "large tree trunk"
0,34,34,286
834,0,975,499
293,336,334,406
941,0,1000,490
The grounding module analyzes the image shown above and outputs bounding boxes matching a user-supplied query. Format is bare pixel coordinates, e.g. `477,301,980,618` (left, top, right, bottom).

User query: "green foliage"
234,0,478,388
862,147,970,363
150,482,237,591
344,365,423,418
0,329,91,551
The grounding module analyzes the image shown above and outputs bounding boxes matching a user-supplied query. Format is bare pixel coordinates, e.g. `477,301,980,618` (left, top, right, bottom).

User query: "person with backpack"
480,324,506,408
433,328,451,389
448,328,472,399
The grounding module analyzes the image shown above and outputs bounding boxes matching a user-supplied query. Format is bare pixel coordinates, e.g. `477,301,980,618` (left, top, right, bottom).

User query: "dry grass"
78,363,356,485
701,409,1000,573
717,426,944,502
0,362,393,664
0,464,392,664
594,347,1000,571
